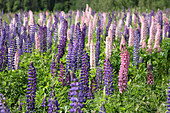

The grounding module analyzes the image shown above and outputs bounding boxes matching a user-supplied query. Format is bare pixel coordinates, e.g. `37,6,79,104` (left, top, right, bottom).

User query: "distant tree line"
0,0,169,13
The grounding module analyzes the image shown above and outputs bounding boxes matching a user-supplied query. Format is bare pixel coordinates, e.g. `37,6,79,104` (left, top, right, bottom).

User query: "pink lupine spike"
153,24,161,52
140,16,147,48
128,26,134,47
147,16,155,53
93,13,97,31
102,12,107,30
125,12,130,27
35,32,40,51
80,15,85,30
118,47,130,93
115,19,123,40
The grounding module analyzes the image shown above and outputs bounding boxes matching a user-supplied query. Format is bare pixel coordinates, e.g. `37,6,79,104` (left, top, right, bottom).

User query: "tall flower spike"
0,94,10,113
26,62,37,113
140,16,147,48
128,26,134,47
147,63,154,85
118,47,130,93
153,24,161,52
48,85,60,113
147,16,155,53
167,77,170,112
105,36,112,60
59,61,66,86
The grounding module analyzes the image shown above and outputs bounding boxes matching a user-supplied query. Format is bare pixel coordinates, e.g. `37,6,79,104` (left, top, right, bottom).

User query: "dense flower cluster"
26,62,37,113
118,47,130,93
0,94,10,113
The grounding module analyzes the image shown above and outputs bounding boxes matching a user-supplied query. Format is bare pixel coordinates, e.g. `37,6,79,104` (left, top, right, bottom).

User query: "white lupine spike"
105,36,112,60
75,10,79,25
90,41,96,69
87,19,93,48
14,51,19,70
47,17,52,29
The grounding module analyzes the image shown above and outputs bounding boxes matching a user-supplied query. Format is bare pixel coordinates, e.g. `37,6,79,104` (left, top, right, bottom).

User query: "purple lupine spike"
81,23,86,52
96,18,101,66
48,85,60,113
41,95,47,107
112,20,117,41
71,38,78,72
69,10,72,28
42,26,47,53
69,78,83,113
167,75,170,112
99,102,106,113
51,58,57,77
96,67,102,90
158,11,163,43
59,61,66,86
70,24,75,41
105,13,112,38
103,59,112,95
133,29,140,68
123,25,129,43
26,62,37,113
0,94,10,113
66,40,73,72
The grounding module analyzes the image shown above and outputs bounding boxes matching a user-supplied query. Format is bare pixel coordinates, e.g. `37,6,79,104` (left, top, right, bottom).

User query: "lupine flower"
128,26,134,47
105,14,112,38
0,94,10,113
69,78,83,113
118,47,130,93
103,59,114,95
90,41,96,69
96,67,102,89
105,36,112,60
112,20,117,41
147,63,154,85
147,16,155,53
19,99,25,111
153,24,161,52
87,19,93,48
35,32,40,51
133,29,140,68
14,51,19,70
132,13,137,28
51,58,57,77
167,78,170,112
41,95,47,107
48,86,60,113
26,62,37,113
99,102,106,113
115,19,123,40
81,51,90,99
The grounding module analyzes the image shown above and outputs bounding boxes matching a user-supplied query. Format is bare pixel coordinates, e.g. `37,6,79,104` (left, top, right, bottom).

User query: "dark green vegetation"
0,0,169,12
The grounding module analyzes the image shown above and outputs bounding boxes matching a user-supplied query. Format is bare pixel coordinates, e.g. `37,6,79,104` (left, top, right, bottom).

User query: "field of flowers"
0,4,170,113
